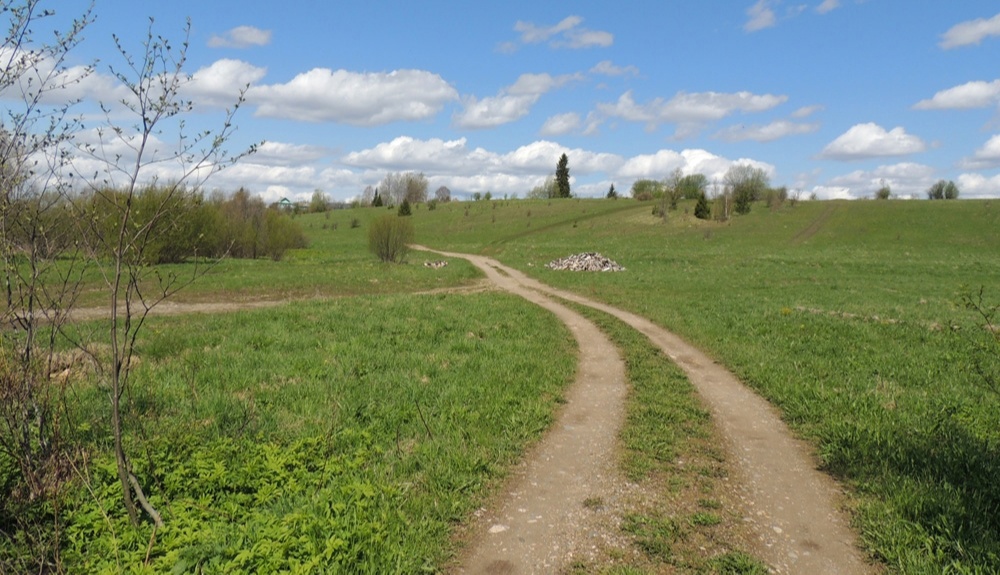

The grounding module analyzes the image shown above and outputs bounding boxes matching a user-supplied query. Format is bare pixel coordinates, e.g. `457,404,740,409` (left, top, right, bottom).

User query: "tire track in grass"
426,250,631,574
417,247,873,575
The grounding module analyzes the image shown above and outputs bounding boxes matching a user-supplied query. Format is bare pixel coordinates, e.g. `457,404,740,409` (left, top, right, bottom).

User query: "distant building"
278,197,293,211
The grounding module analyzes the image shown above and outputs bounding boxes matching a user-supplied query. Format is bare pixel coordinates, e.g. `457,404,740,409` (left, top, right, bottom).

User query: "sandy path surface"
416,247,873,575
428,251,632,574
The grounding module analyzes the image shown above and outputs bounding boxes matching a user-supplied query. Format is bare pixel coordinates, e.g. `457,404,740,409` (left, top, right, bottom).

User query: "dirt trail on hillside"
415,246,873,575
423,250,632,573
56,280,494,323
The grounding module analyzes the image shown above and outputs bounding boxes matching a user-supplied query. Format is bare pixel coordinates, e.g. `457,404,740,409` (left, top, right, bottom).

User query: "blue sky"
31,1,1000,201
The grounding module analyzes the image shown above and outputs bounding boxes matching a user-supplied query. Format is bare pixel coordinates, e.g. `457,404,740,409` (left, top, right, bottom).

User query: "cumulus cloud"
715,120,819,142
597,89,787,135
940,12,1000,49
208,26,272,49
959,134,1000,170
913,79,1000,110
187,59,268,107
341,136,623,178
819,123,926,160
453,73,579,129
590,60,640,77
616,148,774,183
957,172,1000,198
745,0,777,32
342,136,482,173
251,69,457,125
454,94,538,129
825,162,936,198
506,15,613,51
540,113,582,136
816,0,840,14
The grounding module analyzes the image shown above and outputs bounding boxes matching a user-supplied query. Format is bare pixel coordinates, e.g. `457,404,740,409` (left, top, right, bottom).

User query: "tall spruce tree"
555,153,571,198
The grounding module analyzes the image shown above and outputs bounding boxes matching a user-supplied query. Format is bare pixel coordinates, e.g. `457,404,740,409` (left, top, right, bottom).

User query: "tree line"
5,185,307,264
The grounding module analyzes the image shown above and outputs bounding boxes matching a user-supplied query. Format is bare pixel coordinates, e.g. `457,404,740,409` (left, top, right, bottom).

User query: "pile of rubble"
545,252,625,272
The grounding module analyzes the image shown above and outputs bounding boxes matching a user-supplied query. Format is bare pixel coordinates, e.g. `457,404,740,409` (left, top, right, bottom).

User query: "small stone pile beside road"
545,252,625,272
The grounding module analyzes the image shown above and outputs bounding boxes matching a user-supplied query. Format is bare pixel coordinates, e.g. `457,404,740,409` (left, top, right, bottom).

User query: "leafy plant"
368,214,414,263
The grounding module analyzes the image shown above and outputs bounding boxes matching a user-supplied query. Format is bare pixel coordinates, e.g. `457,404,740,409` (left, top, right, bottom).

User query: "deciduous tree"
0,1,94,521
927,179,959,200
724,164,769,215
75,17,254,528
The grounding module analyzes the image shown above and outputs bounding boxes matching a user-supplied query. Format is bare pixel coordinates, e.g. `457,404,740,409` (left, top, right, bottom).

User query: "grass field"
17,293,576,573
415,197,1000,573
3,196,999,573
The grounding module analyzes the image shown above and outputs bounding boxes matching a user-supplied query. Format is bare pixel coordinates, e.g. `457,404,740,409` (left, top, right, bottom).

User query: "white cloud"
597,89,787,134
508,15,613,50
940,12,1000,49
590,60,639,77
454,93,539,129
913,79,1000,110
453,73,579,129
508,73,580,95
251,68,457,125
816,0,840,14
341,136,623,179
826,162,936,198
809,185,854,200
957,172,1000,198
959,134,1000,170
715,120,819,142
343,136,481,173
745,0,777,32
819,123,926,160
187,59,268,107
558,29,614,49
251,141,329,167
501,141,624,175
615,148,774,184
792,104,824,118
208,26,272,49
515,15,582,44
541,113,582,136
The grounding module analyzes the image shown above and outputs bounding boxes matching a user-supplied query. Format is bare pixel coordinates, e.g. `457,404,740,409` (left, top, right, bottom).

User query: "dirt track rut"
416,247,873,575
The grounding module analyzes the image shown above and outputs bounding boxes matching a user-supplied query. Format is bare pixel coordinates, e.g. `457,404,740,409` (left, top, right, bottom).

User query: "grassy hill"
4,196,998,573
414,197,1000,573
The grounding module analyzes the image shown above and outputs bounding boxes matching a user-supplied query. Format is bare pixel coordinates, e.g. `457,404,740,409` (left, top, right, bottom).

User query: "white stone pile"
545,252,625,272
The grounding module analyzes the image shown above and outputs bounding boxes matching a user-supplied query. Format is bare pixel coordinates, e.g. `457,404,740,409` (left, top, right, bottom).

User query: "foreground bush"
368,215,414,263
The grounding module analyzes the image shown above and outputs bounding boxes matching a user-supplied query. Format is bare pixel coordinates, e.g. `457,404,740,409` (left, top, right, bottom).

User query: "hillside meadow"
413,197,1000,573
2,196,998,573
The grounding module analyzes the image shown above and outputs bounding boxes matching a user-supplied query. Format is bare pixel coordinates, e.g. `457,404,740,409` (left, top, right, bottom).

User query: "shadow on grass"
822,407,1000,569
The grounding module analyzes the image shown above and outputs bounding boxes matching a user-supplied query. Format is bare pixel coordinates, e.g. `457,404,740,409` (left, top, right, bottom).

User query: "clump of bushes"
368,214,414,263
78,186,307,263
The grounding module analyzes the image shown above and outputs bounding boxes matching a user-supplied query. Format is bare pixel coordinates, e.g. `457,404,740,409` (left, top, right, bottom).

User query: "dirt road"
416,247,873,575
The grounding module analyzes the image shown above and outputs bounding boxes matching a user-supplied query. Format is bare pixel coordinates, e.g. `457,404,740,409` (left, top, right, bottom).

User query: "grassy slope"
6,198,998,572
4,293,578,572
416,198,1000,573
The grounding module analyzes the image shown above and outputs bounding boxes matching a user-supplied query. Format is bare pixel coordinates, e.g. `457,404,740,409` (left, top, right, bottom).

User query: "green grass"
4,293,577,572
6,197,1000,572
566,304,766,574
414,197,1000,573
